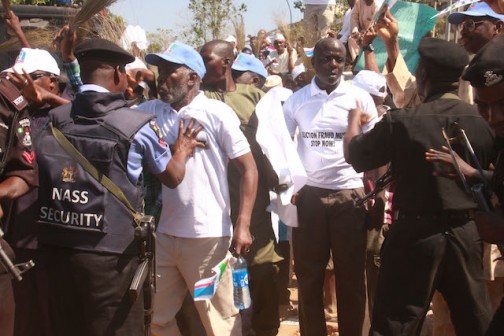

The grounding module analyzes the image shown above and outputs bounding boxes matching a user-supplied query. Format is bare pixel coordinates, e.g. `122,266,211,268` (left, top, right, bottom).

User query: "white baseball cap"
3,48,60,76
292,64,306,80
352,70,387,98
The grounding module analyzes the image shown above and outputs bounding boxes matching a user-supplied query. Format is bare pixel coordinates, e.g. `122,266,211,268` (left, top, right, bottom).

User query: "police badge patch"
149,120,167,147
17,118,32,147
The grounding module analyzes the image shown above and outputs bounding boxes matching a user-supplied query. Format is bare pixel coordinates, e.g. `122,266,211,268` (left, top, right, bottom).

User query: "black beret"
75,38,135,65
418,38,469,72
462,34,504,88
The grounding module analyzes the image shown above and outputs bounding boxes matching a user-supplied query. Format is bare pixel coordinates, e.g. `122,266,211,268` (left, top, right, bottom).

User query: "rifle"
441,123,504,257
0,228,34,281
354,168,393,208
441,123,492,211
129,215,156,336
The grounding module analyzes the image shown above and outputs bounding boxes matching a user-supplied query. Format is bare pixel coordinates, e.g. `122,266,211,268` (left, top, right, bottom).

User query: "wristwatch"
362,44,374,53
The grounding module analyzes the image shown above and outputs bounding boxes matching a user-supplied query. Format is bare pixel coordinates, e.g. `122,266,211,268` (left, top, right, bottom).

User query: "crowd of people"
1,0,504,336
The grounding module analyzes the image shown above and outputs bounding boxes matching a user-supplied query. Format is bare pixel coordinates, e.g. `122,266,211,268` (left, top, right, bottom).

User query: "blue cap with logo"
448,2,504,25
232,52,267,78
145,41,206,78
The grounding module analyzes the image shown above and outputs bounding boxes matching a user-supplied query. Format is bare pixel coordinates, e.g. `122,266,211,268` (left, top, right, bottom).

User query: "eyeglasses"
458,19,487,32
30,72,58,81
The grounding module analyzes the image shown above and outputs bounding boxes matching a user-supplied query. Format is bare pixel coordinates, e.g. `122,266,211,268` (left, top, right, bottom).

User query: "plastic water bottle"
231,256,251,309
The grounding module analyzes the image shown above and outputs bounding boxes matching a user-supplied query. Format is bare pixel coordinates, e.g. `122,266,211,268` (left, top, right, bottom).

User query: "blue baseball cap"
232,52,267,78
448,2,504,25
145,41,206,79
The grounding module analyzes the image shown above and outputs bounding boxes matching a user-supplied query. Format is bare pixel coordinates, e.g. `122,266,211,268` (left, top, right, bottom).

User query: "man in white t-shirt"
283,37,378,336
137,41,258,336
267,33,298,76
303,0,337,47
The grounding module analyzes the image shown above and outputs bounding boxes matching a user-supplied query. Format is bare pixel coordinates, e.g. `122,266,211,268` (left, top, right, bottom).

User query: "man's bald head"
311,37,346,93
200,40,234,60
313,37,346,59
200,39,236,89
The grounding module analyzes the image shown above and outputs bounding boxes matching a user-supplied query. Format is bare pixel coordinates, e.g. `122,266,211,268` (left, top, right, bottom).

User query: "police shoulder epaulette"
0,78,28,112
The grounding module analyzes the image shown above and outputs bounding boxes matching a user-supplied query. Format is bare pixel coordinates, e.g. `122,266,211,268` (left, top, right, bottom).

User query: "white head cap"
3,48,60,76
263,75,283,91
225,35,237,44
292,64,306,80
274,33,286,42
352,70,387,98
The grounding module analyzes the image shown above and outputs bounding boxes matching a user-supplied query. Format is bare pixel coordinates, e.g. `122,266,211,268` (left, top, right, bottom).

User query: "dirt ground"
277,284,433,336
277,286,340,336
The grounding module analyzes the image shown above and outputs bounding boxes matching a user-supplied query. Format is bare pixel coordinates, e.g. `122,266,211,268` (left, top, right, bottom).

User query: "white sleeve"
283,95,298,137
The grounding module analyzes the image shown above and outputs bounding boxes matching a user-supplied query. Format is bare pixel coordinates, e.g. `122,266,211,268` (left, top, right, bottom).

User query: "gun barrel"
0,243,22,281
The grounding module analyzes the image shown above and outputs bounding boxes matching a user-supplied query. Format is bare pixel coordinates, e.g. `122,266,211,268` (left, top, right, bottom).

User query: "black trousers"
486,296,504,336
0,238,15,336
277,240,291,305
371,213,492,336
46,246,144,336
293,186,367,336
12,248,53,336
242,262,280,336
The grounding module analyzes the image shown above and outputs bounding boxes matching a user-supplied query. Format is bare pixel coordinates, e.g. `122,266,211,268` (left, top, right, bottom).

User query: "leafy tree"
147,28,178,54
187,0,247,46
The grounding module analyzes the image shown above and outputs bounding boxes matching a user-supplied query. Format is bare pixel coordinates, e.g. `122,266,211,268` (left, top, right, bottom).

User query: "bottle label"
232,270,248,289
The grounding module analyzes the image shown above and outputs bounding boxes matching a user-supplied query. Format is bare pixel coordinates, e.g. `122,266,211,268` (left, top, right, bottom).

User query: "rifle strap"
0,78,26,176
49,122,143,226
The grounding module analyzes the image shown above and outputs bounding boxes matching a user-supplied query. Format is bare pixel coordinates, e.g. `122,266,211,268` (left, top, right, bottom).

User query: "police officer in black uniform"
344,38,495,336
35,39,203,336
463,34,504,336
0,72,38,336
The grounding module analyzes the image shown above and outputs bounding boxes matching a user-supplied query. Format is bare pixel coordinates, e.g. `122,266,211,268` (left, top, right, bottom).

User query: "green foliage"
147,28,177,53
293,0,304,13
187,0,247,46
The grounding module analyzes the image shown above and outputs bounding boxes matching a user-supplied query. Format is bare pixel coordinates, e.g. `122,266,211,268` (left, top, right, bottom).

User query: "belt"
393,209,476,221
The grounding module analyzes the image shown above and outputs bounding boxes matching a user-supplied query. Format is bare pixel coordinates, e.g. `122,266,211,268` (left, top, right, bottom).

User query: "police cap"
75,38,135,66
462,34,504,88
418,38,469,72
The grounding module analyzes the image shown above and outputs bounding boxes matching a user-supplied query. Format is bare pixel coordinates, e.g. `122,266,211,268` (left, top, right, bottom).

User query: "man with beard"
283,37,379,336
136,41,257,336
35,38,202,336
